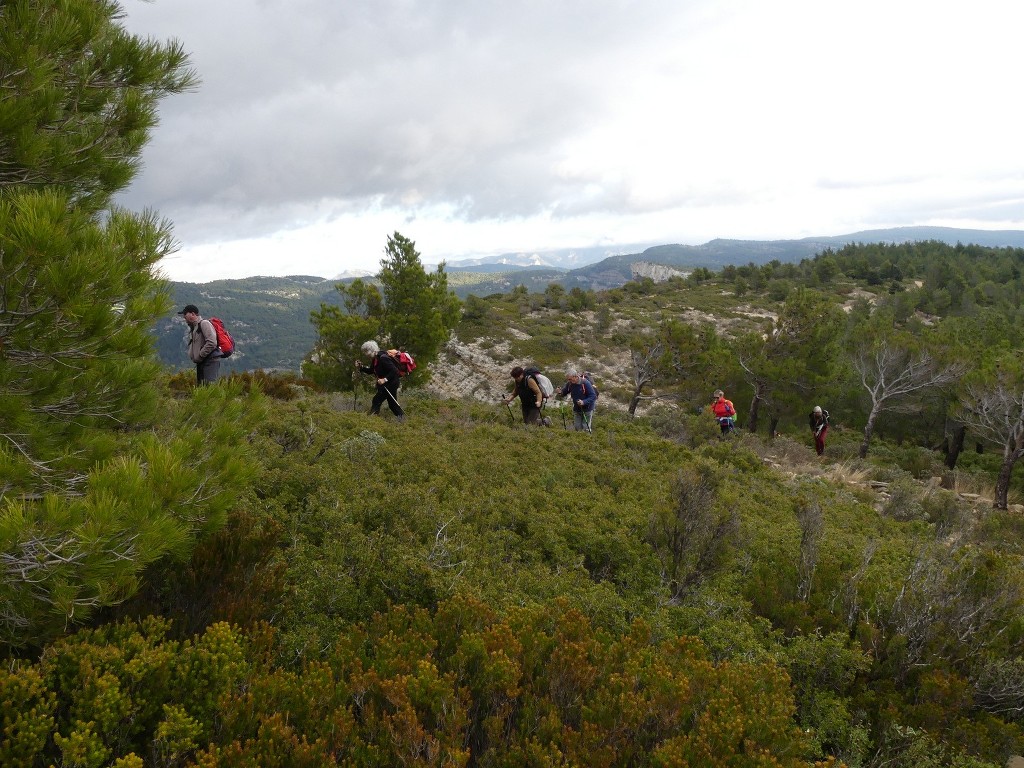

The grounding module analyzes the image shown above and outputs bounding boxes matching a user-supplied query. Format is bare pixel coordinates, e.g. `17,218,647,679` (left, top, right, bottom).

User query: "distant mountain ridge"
161,227,1024,372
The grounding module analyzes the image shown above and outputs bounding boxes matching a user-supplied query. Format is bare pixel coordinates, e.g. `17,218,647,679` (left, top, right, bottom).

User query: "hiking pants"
814,426,827,455
521,403,542,426
574,409,594,432
196,356,221,386
371,380,404,418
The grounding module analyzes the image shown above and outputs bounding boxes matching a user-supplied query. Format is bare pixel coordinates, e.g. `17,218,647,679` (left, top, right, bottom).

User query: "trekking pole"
583,408,593,434
560,402,567,430
381,383,402,410
505,401,515,425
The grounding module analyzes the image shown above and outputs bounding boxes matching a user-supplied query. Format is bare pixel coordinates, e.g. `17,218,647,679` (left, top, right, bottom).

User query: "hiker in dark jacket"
356,340,404,420
809,405,829,455
503,366,543,425
556,369,598,432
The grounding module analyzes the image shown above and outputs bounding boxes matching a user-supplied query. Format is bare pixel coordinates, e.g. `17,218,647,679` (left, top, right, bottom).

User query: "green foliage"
304,278,382,391
0,0,261,650
3,601,814,767
378,232,461,376
0,383,264,649
306,233,460,390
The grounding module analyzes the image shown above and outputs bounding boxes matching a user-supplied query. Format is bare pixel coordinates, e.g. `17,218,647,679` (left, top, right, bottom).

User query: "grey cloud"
120,0,689,242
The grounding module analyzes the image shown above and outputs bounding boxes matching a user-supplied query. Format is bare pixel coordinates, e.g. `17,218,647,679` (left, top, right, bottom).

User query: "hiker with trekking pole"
555,368,598,432
355,340,405,421
502,366,550,426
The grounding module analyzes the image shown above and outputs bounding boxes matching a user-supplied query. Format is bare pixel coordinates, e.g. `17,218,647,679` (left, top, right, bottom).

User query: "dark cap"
177,304,199,315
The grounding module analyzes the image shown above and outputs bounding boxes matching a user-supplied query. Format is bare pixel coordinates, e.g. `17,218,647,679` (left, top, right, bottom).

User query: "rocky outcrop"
630,261,688,282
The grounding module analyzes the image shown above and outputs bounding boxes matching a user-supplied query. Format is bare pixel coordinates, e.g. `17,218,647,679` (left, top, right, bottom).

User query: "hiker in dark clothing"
503,366,543,425
356,340,404,420
555,369,598,432
809,405,829,455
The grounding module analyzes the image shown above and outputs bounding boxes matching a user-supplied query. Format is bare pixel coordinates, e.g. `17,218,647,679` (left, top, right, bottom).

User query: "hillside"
159,227,1024,373
13,240,1024,766
15,385,1016,766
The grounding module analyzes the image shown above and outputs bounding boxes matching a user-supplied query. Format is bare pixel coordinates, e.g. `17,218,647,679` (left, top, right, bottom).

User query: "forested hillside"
9,239,1024,766
8,3,1024,765
157,227,1024,373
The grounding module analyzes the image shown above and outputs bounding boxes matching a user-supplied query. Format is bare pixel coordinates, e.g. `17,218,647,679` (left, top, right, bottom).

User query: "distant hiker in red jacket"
711,389,736,435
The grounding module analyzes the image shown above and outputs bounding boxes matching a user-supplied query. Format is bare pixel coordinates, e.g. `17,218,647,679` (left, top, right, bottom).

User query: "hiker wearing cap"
178,304,221,385
504,366,544,426
809,405,830,455
355,340,404,420
555,369,598,432
710,389,736,435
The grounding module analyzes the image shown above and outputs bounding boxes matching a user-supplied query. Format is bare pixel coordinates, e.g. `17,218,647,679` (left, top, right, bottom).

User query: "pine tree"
0,0,247,648
307,232,460,390
378,232,461,379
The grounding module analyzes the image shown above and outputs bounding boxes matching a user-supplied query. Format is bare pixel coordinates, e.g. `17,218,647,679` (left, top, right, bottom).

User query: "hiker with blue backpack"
555,369,598,432
356,340,404,421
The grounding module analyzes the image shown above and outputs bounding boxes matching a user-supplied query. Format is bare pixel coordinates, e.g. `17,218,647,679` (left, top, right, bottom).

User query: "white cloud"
118,0,1024,281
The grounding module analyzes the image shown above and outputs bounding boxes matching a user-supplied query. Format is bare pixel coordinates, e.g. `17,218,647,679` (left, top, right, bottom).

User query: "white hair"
361,340,379,355
813,405,822,414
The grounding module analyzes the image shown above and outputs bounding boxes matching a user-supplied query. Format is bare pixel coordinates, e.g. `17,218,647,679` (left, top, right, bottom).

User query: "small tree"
304,279,382,391
851,325,964,459
953,351,1024,509
378,232,461,380
307,233,460,390
738,290,843,434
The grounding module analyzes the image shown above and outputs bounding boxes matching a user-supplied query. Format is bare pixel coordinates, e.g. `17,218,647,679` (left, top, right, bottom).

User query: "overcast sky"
118,0,1024,283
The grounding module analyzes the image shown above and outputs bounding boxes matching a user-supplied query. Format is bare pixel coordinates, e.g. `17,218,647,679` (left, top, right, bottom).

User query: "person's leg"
573,411,584,431
583,409,594,433
385,381,404,419
198,357,220,385
523,405,541,425
815,427,827,455
370,387,387,415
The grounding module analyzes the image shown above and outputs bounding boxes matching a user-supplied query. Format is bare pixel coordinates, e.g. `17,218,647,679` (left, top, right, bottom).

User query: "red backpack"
209,317,235,357
387,349,416,375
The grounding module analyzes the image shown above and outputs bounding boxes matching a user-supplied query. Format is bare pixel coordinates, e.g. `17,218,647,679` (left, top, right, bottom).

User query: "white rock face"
630,261,688,282
423,336,514,403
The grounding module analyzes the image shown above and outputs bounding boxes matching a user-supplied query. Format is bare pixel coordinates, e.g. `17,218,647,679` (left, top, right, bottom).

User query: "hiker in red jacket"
711,389,736,435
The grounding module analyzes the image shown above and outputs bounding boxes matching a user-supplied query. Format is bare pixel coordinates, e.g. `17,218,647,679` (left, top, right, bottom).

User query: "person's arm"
527,377,542,407
198,319,218,359
579,381,597,409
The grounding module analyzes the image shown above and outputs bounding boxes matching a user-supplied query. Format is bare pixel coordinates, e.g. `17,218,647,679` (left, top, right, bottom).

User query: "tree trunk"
994,447,1023,510
859,405,881,459
944,422,966,470
747,395,760,433
628,385,643,417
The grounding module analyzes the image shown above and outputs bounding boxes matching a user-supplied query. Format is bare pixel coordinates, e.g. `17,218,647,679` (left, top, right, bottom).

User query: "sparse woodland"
7,3,1024,767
